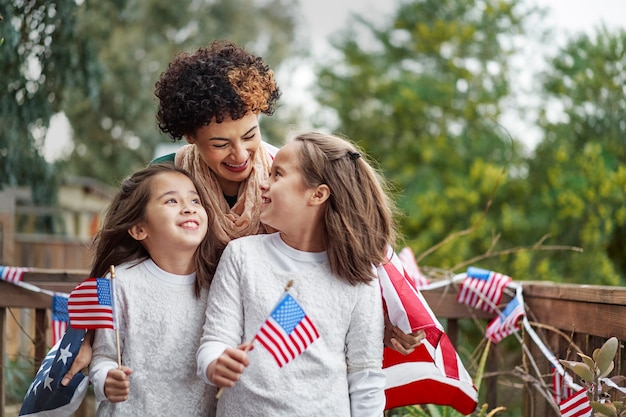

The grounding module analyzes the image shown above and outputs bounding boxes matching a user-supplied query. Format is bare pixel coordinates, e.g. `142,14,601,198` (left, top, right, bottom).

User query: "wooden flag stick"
110,265,122,368
215,279,294,399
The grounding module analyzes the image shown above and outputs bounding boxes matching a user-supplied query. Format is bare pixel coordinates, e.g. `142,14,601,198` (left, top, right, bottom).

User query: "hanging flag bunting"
559,388,592,417
457,266,511,313
51,294,69,345
485,294,526,343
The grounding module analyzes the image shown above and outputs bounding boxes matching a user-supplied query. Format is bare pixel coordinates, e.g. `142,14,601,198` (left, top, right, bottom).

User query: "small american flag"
559,388,592,417
255,293,319,368
0,265,30,284
68,277,117,330
456,266,511,314
485,296,525,343
51,294,69,345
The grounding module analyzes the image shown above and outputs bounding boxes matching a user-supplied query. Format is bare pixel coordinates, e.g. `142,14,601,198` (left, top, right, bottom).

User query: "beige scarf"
175,143,272,245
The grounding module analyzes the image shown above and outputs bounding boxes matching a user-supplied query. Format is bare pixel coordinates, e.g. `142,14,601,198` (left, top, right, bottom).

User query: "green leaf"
591,400,616,416
578,352,596,371
599,361,615,379
559,360,595,382
596,337,619,376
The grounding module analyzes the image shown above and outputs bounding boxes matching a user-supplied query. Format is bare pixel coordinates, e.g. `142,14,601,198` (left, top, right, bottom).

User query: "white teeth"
182,221,197,228
225,161,246,168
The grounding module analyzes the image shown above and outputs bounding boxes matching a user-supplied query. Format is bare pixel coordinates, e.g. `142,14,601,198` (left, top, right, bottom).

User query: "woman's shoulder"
149,152,175,164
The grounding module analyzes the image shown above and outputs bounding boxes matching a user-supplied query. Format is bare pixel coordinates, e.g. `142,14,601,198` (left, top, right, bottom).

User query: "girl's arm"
196,243,246,385
346,280,386,416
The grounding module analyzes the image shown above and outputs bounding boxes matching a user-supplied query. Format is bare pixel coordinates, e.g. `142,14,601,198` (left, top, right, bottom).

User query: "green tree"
314,0,538,270
59,0,303,185
0,0,101,203
524,27,626,285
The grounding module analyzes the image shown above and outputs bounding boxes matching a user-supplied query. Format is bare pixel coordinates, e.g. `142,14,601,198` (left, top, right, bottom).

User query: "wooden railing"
1,272,625,417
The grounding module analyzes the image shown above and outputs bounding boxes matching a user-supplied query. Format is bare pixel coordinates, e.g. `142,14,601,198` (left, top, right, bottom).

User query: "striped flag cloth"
559,388,592,417
255,292,319,368
398,247,429,288
0,265,30,284
485,296,525,343
456,266,511,314
378,246,478,415
553,367,575,403
68,277,117,329
51,294,69,345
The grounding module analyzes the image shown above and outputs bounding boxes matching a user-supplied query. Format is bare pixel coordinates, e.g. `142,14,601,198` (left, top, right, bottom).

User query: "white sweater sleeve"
196,341,230,385
346,280,386,416
348,368,386,417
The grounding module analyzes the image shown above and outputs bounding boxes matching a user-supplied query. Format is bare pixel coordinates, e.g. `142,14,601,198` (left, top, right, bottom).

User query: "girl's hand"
384,313,426,354
207,343,253,388
104,366,132,403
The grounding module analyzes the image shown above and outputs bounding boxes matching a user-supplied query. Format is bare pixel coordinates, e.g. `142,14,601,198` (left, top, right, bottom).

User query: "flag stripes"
456,267,511,313
378,246,478,414
68,277,116,329
485,296,526,343
254,293,319,368
0,266,30,284
559,388,592,417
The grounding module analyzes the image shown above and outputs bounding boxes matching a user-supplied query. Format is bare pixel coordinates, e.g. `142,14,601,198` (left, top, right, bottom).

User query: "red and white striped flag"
51,294,70,345
456,267,511,314
255,292,319,368
398,247,429,288
559,388,592,417
378,247,478,415
553,367,575,403
68,277,117,329
0,265,30,284
485,296,525,343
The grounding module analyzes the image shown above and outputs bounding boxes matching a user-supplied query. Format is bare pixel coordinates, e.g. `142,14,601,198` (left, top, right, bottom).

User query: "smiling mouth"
181,221,199,229
224,160,249,172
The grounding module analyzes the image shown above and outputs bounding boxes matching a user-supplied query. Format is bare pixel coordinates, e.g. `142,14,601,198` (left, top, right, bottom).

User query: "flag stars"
44,375,54,391
57,343,74,365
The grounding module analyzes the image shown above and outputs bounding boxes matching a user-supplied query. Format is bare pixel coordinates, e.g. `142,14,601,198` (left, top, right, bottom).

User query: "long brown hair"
293,132,397,285
90,164,221,297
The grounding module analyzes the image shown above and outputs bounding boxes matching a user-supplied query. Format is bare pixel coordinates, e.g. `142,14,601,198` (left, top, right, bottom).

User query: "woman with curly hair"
153,40,281,245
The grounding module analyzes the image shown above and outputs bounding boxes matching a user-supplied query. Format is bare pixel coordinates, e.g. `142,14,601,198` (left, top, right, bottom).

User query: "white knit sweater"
90,258,216,417
197,233,385,417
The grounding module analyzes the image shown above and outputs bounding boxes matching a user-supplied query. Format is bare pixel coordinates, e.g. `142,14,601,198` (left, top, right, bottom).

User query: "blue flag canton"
52,295,69,323
96,278,112,306
271,294,305,334
467,266,492,281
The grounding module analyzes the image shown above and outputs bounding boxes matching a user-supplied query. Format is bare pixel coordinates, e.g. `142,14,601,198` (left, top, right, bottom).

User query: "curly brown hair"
155,40,281,140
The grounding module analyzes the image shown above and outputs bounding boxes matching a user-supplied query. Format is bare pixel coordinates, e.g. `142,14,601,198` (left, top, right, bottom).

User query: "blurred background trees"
1,0,624,285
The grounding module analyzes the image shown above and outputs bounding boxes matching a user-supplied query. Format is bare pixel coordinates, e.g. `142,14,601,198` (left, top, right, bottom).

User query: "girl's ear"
184,134,195,145
310,184,330,206
128,224,147,241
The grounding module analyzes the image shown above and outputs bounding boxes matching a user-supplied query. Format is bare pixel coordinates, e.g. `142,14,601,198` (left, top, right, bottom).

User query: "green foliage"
314,0,625,285
0,0,93,202
559,337,626,417
527,28,626,285
2,0,304,189
4,355,33,404
58,0,304,186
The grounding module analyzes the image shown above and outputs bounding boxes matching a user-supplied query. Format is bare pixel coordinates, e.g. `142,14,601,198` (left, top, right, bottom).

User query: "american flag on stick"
255,287,319,368
68,277,117,330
